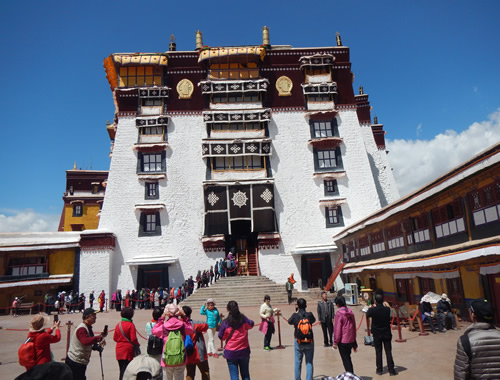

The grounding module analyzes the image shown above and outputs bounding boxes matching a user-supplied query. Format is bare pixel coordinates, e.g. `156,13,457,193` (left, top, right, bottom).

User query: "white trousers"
207,327,217,354
163,365,185,380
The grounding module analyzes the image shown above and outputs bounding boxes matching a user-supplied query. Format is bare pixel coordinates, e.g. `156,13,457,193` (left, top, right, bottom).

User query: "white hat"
441,293,448,299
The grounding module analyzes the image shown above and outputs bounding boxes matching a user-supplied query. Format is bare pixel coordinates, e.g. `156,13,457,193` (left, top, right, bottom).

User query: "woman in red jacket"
113,307,140,380
182,305,210,380
24,314,61,370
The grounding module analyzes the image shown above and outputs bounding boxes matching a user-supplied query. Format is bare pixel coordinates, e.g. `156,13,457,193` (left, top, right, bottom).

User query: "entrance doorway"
228,221,258,275
137,265,169,290
396,278,414,304
301,254,332,290
446,277,467,320
487,273,500,325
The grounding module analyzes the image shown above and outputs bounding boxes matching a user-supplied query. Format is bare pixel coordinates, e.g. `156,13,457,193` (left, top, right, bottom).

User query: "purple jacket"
333,306,357,345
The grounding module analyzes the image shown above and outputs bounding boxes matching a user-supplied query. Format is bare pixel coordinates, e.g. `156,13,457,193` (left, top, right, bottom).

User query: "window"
370,231,385,253
386,223,404,250
211,122,262,132
307,94,332,102
140,98,165,116
305,67,330,76
326,206,343,228
311,120,336,138
141,126,164,135
212,156,264,171
359,236,370,257
73,204,83,217
324,180,338,196
314,148,342,171
212,92,260,103
142,98,162,106
468,182,500,227
8,256,47,276
411,214,431,243
431,200,466,239
145,182,159,200
118,66,163,87
139,212,161,236
138,152,165,173
209,62,259,79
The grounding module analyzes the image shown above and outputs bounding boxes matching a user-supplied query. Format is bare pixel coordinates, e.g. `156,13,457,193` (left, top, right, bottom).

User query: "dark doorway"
137,265,169,290
419,277,436,295
396,278,414,304
446,277,467,321
301,255,332,289
487,273,500,325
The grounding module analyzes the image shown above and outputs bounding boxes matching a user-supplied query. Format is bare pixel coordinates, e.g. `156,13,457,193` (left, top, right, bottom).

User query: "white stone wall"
359,125,400,206
79,248,112,301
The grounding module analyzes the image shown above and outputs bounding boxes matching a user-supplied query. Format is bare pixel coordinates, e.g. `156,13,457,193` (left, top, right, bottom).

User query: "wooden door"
488,274,500,325
446,277,467,320
396,279,413,304
419,277,436,295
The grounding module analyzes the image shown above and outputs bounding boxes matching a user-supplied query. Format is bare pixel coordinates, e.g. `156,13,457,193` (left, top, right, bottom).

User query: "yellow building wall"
460,265,482,299
49,249,75,275
376,272,395,294
63,204,101,231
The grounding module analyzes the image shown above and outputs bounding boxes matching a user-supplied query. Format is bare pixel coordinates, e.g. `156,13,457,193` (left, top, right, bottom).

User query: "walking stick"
99,349,105,380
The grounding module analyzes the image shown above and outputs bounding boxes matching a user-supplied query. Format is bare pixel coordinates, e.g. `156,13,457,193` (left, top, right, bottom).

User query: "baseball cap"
467,299,494,321
83,307,99,318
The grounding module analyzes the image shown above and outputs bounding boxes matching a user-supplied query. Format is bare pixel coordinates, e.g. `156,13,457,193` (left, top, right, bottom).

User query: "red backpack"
18,335,37,369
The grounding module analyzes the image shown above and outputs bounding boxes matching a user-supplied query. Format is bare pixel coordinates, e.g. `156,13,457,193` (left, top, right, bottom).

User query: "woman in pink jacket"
152,303,194,380
333,295,358,374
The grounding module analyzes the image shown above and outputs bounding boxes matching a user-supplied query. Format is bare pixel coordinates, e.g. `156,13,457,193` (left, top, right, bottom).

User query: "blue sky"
1,0,499,232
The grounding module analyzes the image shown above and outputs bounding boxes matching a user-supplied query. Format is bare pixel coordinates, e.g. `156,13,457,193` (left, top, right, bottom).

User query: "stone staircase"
180,275,325,308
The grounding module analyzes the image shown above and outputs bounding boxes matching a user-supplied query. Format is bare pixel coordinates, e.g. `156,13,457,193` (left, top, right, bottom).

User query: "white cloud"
387,109,500,197
0,209,60,233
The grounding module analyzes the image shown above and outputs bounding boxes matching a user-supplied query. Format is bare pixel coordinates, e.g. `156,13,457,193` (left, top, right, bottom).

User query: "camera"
93,343,104,353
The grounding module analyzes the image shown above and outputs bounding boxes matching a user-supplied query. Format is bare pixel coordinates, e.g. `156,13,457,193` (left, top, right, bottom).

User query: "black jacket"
366,304,392,338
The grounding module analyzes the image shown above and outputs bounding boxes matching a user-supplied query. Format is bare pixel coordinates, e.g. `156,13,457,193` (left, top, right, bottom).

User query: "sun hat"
166,303,179,316
30,315,48,331
206,298,215,305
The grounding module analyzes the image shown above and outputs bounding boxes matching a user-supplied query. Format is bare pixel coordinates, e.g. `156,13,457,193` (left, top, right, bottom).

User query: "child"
200,298,221,358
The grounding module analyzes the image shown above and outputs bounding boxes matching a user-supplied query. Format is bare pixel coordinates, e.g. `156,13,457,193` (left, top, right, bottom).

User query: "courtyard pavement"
0,300,462,379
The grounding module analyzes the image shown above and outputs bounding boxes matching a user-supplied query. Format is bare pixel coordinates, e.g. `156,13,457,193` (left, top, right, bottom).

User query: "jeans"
294,340,314,380
226,356,250,380
437,311,456,330
373,335,394,373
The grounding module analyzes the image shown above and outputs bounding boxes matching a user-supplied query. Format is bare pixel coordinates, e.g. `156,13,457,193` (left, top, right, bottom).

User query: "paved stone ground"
0,301,462,379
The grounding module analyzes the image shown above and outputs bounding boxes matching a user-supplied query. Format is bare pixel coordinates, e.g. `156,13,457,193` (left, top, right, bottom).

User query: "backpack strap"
224,327,236,348
460,333,472,361
119,322,138,348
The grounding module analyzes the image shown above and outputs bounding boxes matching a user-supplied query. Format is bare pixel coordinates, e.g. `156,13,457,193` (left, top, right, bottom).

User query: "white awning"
135,204,166,211
291,244,337,256
343,244,500,274
0,274,73,289
480,262,500,275
126,255,178,266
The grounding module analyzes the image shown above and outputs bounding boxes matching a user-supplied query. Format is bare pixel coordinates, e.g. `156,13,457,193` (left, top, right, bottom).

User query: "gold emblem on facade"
176,79,194,99
276,76,293,96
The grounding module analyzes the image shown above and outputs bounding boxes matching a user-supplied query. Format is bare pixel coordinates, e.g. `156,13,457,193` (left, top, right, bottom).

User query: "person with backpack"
288,298,316,380
200,298,222,358
454,298,500,379
145,308,163,365
333,295,358,375
114,307,141,380
152,303,194,380
19,315,61,371
182,305,210,380
218,300,254,380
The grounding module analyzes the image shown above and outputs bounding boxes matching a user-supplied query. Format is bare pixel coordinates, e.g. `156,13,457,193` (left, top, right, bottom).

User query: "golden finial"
262,26,270,46
169,34,176,51
374,116,378,124
336,32,342,46
195,30,203,50
73,161,77,170
359,86,364,95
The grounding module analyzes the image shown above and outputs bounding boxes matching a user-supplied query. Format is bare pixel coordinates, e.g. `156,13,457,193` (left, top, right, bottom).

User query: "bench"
403,303,460,332
12,301,35,316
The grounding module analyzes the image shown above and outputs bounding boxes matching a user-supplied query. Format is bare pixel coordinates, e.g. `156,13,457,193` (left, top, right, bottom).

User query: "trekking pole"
275,311,285,349
99,349,105,380
395,305,406,343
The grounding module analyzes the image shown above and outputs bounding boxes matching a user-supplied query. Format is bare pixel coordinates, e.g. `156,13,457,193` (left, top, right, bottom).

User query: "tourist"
220,259,226,278
65,308,108,380
111,291,117,310
200,298,222,358
218,300,254,380
98,290,106,313
187,276,195,297
89,291,95,309
317,291,335,347
259,295,276,350
183,305,210,380
288,298,315,380
420,294,437,334
123,354,161,380
209,266,214,285
113,307,140,380
21,315,61,370
214,260,220,281
286,274,296,305
152,303,193,380
12,297,20,317
366,293,397,376
79,293,85,313
437,293,456,331
333,295,358,375
454,298,500,379
196,270,202,289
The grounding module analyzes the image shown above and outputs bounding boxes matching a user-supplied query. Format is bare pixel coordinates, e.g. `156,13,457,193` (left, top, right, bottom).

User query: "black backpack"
147,332,164,356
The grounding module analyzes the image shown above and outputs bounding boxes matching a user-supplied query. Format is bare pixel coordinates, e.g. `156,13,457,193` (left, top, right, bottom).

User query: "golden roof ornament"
262,26,270,46
374,116,378,124
169,34,176,51
73,161,77,170
336,32,342,46
195,30,203,50
359,86,364,95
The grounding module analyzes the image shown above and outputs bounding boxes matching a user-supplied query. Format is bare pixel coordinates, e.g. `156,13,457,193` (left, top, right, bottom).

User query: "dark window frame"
145,182,159,200
72,204,83,217
137,151,166,174
314,147,343,172
326,206,344,228
139,212,161,237
324,179,338,196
